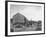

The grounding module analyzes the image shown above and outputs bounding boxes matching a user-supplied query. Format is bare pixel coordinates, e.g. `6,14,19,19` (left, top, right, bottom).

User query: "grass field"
10,24,41,32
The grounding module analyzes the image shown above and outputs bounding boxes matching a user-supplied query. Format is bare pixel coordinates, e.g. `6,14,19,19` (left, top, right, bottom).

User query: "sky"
10,4,42,21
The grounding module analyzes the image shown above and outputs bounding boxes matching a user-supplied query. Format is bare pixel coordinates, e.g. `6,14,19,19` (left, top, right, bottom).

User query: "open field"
10,24,41,32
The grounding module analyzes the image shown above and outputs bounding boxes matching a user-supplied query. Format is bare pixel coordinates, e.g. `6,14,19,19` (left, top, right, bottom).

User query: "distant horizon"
10,12,42,21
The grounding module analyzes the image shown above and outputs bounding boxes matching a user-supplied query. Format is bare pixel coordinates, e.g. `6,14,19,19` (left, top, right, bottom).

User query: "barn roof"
13,13,26,24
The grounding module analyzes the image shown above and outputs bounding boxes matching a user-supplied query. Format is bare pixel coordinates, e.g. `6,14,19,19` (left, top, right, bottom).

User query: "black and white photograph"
6,1,45,36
